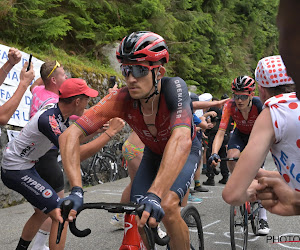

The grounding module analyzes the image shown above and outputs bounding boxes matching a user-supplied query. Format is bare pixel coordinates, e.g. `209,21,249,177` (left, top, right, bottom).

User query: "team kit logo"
42,189,53,198
21,175,53,198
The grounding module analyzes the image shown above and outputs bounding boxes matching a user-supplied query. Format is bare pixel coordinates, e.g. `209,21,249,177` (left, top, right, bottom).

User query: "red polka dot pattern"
289,102,298,109
283,174,290,183
255,55,295,87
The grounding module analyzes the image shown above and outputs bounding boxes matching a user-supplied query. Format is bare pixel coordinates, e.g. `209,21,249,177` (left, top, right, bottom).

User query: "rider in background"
29,61,67,250
208,76,270,235
1,78,99,250
222,55,298,216
58,31,201,250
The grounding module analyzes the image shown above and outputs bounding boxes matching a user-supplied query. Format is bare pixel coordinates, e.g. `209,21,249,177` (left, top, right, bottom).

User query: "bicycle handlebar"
56,199,73,244
57,201,170,248
220,157,239,162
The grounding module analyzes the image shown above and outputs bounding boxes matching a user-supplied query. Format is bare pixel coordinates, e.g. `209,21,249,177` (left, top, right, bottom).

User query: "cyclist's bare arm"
59,124,83,189
79,118,124,161
139,126,192,227
192,98,229,110
59,119,124,185
222,108,275,205
210,129,226,166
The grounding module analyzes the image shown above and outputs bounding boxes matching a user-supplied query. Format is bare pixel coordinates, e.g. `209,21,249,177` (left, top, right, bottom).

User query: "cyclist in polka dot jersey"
222,55,298,211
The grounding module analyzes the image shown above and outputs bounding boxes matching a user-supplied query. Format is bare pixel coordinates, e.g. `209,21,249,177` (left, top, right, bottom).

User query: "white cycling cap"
199,93,212,102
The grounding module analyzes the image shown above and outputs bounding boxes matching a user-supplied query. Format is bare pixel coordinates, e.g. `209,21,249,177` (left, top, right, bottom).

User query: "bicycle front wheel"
230,204,248,250
93,154,118,183
250,202,260,235
181,204,204,250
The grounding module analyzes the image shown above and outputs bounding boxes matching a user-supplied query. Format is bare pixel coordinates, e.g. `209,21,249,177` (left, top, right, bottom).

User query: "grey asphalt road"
1,153,300,250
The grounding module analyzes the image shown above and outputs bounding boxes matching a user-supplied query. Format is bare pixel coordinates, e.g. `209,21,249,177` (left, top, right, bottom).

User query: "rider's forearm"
148,127,191,199
59,125,83,188
211,130,225,155
79,132,112,161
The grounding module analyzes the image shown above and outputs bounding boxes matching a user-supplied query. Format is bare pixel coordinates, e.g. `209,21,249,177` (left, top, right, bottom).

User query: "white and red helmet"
231,76,256,92
116,31,169,64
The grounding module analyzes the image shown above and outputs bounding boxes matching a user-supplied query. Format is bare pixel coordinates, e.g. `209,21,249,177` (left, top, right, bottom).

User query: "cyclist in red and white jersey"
223,55,299,216
208,76,262,172
208,75,270,235
58,31,202,250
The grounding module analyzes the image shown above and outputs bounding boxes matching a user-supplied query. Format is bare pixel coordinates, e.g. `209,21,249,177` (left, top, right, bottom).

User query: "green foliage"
0,0,280,97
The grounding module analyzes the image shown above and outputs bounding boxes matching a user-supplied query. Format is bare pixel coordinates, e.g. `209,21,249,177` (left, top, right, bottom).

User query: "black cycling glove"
58,186,84,212
140,192,165,222
208,153,220,166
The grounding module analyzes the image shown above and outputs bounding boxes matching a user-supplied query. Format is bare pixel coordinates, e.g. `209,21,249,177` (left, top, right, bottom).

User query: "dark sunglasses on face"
233,93,251,101
120,64,161,78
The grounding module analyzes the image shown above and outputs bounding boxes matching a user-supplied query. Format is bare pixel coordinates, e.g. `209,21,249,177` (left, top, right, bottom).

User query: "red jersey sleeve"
219,100,232,131
75,89,127,136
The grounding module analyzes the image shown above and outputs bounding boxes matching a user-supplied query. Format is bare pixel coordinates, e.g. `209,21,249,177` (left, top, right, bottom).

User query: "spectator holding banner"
0,47,34,125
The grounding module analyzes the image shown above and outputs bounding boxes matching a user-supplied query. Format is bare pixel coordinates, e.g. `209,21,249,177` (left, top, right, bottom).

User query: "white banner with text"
0,44,44,127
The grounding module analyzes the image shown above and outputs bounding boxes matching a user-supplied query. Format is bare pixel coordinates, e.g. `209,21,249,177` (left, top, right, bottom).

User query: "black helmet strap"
144,63,160,103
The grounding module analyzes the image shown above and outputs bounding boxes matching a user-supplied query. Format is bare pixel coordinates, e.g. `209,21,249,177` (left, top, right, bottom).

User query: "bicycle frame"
120,214,147,250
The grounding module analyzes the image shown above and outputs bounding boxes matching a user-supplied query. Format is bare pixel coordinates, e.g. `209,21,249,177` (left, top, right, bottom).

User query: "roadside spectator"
0,48,34,125
1,78,124,250
203,97,230,186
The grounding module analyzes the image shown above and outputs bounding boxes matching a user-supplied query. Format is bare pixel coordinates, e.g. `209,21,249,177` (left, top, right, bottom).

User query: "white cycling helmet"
198,93,212,102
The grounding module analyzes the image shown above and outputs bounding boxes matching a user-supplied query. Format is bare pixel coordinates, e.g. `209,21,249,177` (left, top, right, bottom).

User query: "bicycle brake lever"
136,205,170,249
56,200,73,244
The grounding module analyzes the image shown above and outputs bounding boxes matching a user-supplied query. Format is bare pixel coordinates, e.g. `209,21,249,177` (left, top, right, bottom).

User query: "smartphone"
26,54,32,72
109,76,116,88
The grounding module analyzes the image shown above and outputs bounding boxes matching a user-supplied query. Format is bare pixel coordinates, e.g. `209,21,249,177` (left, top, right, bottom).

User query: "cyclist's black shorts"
1,167,59,214
227,128,249,152
35,148,64,193
130,137,201,203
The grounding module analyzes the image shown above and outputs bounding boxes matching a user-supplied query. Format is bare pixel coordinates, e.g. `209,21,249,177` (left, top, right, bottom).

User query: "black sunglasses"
120,64,160,78
233,94,251,101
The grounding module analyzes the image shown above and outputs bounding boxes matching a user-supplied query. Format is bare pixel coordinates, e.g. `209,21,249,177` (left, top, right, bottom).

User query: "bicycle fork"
119,214,147,250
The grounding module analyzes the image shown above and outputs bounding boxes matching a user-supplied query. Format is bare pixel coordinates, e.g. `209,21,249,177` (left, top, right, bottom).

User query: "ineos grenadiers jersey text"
75,77,195,155
219,97,263,135
265,92,300,191
2,104,69,170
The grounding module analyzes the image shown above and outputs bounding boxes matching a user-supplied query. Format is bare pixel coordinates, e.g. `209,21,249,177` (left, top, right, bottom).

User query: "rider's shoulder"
162,76,186,86
252,96,263,106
